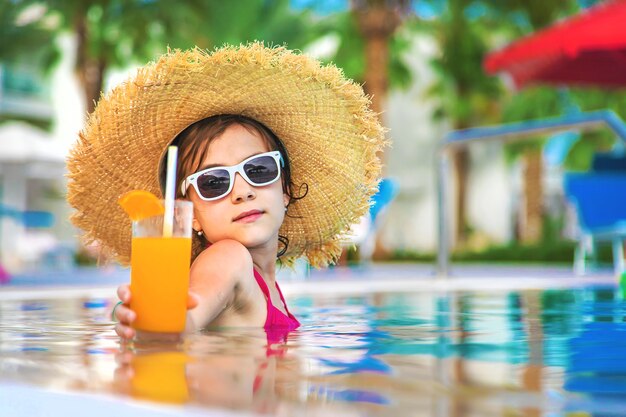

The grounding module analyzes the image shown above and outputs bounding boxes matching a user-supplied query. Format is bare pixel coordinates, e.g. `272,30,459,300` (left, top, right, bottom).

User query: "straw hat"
66,42,386,268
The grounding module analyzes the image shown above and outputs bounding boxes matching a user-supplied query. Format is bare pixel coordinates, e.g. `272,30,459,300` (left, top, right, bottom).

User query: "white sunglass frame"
181,151,283,201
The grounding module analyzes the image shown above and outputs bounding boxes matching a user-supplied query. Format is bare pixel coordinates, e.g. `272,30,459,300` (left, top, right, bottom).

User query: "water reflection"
115,349,190,403
1,285,626,415
111,329,304,413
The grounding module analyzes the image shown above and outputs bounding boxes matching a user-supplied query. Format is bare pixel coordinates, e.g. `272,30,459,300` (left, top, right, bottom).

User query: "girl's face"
188,124,289,251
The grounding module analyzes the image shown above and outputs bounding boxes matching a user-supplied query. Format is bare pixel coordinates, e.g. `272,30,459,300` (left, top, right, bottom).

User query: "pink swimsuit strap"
253,269,300,330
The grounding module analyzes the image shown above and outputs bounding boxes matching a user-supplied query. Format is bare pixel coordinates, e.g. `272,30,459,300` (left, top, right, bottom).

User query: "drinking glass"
130,200,193,333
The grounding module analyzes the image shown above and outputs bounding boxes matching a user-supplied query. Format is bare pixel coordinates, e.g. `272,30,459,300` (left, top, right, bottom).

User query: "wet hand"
114,284,136,340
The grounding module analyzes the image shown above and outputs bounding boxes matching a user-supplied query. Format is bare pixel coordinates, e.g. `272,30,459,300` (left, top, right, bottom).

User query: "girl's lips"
233,210,264,223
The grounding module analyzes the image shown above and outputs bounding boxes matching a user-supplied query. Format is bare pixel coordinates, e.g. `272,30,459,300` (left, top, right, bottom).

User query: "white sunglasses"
181,151,284,201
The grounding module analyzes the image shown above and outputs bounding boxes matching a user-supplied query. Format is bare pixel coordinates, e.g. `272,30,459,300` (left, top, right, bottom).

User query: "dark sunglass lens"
244,156,279,184
196,169,230,199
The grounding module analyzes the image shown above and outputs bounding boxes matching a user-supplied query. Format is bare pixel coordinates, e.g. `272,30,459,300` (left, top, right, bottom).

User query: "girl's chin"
239,238,275,250
237,233,280,250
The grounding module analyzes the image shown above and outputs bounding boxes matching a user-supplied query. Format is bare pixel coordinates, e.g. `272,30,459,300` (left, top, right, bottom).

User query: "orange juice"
130,236,192,332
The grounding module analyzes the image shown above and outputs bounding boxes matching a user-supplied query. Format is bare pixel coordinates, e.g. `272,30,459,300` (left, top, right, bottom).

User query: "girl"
66,43,385,340
117,115,302,339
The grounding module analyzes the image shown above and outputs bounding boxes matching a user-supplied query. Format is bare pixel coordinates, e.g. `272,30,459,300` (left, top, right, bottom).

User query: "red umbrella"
484,0,626,88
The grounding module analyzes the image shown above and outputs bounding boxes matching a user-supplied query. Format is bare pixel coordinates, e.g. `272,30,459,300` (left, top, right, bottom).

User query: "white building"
0,35,83,272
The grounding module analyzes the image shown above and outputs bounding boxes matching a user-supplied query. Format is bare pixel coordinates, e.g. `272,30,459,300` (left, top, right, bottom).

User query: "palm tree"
351,0,412,119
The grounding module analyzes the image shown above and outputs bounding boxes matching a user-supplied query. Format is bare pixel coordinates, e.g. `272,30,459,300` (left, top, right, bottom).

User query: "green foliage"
0,2,60,71
477,1,577,162
500,87,563,161
3,1,329,79
391,239,614,264
38,0,183,66
424,0,503,128
390,211,601,265
186,0,324,50
479,0,578,30
502,87,563,122
387,26,414,90
541,213,565,243
564,87,626,171
563,129,616,171
322,12,366,82
392,206,602,266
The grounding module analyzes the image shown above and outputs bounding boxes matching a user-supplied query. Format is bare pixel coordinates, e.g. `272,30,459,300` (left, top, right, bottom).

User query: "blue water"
1,284,626,416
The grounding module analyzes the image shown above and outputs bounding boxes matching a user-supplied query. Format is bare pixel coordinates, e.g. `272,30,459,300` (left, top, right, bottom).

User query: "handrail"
436,110,626,277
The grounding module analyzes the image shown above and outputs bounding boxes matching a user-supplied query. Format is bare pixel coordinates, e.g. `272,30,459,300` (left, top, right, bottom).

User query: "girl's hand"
113,284,136,341
113,284,200,341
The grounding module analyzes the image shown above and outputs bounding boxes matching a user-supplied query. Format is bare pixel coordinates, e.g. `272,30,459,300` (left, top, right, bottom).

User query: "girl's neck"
249,245,278,283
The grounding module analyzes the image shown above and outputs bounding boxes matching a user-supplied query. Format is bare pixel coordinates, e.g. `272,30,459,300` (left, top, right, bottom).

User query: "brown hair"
158,114,307,261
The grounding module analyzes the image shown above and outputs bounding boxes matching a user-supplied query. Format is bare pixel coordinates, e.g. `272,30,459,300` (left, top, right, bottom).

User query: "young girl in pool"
66,43,385,340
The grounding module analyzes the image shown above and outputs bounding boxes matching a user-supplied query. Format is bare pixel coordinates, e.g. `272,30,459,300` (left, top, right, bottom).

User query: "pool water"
1,284,626,416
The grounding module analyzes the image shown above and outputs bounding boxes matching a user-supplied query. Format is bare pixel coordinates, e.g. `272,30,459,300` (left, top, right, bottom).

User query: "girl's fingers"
117,284,131,304
115,323,136,340
114,304,136,325
187,292,199,310
114,284,136,341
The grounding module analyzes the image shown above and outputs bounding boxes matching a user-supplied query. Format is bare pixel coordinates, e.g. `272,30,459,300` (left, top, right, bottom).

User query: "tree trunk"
353,3,402,261
452,147,470,247
357,12,393,117
74,14,106,116
354,2,403,157
520,149,543,243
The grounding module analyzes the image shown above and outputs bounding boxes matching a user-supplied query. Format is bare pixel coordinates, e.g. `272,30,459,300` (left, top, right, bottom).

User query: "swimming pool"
1,268,626,416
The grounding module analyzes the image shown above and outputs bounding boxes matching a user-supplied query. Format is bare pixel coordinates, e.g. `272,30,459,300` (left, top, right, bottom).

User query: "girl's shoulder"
190,240,265,327
191,239,253,281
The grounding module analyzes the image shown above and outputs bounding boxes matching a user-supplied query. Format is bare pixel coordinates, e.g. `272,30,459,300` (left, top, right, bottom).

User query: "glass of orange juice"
130,200,193,333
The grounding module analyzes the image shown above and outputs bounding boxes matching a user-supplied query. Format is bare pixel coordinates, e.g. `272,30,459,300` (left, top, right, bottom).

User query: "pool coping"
0,271,618,301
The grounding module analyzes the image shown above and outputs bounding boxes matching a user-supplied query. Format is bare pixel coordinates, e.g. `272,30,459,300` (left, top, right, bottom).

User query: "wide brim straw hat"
66,42,386,268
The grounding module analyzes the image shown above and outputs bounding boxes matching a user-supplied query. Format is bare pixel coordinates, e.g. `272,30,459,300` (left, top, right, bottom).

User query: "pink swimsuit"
253,269,300,332
252,270,299,393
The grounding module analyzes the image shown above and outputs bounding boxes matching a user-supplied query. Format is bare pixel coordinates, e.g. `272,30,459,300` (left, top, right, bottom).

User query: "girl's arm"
186,239,253,330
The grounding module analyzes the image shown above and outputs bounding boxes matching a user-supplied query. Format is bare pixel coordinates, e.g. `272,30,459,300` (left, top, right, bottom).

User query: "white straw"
163,146,178,238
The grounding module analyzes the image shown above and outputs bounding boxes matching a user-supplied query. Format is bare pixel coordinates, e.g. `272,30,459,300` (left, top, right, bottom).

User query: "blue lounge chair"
358,178,399,262
563,171,626,275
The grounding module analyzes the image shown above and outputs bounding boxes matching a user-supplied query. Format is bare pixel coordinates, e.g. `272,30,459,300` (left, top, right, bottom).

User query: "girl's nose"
231,173,256,202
